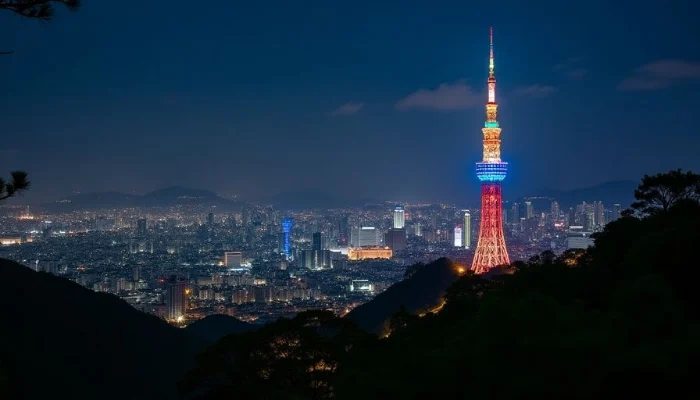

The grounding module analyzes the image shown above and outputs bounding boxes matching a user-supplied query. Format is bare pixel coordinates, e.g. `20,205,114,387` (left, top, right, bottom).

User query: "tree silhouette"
0,0,80,21
0,171,30,201
1,1,81,54
631,169,700,215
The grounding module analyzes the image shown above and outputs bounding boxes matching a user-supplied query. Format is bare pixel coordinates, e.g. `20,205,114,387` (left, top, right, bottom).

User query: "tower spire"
489,26,494,79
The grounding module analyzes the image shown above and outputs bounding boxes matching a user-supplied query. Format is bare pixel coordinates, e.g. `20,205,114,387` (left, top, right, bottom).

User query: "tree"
631,169,700,216
1,1,81,54
0,0,80,21
0,171,30,201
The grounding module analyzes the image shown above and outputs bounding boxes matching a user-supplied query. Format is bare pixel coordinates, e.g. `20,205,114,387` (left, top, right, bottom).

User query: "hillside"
345,258,460,334
185,314,258,344
0,259,202,400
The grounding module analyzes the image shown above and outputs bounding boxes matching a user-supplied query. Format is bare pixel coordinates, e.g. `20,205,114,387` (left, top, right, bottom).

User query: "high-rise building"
454,225,463,247
312,232,324,251
350,227,382,247
281,219,292,257
463,210,472,249
136,218,147,236
224,251,242,268
525,201,534,220
385,228,407,252
551,201,560,218
472,28,510,273
165,276,187,321
511,202,520,223
594,201,605,227
612,203,621,221
300,249,332,270
393,206,405,229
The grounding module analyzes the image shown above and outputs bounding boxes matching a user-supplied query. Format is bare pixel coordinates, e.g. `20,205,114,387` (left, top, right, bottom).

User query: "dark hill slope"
185,314,258,344
345,258,460,334
0,259,202,400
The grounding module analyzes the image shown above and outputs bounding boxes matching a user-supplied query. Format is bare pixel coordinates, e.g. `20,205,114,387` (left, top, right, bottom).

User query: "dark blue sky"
1,0,699,204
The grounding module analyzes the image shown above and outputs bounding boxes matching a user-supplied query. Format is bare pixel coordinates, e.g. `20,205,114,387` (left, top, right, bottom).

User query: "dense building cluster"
0,198,620,326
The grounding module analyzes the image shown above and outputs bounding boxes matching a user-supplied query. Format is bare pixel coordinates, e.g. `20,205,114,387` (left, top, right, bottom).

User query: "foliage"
0,0,80,21
0,171,30,201
180,173,700,399
631,168,700,216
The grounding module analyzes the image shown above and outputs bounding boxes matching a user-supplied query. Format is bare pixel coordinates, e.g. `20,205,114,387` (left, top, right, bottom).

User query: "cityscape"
1,1,699,399
1,29,624,327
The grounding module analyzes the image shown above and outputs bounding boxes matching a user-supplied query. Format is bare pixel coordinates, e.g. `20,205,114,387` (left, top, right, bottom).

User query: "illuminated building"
349,280,374,293
525,201,534,219
463,210,471,249
300,249,332,270
224,251,242,268
165,276,188,321
454,226,463,247
393,206,405,229
350,227,382,247
0,237,23,246
472,28,511,273
281,219,292,258
347,246,392,260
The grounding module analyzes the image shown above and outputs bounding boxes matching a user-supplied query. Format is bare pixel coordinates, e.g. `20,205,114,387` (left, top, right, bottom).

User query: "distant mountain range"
45,186,243,211
532,180,638,209
40,179,638,212
257,190,378,210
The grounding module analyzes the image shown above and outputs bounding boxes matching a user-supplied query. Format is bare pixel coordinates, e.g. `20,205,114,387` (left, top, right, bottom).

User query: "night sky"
1,0,699,204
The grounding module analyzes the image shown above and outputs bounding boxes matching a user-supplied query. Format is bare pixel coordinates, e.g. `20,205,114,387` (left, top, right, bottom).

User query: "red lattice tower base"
472,183,510,274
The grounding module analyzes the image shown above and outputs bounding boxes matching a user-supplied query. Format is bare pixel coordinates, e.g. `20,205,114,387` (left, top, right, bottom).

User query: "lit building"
349,280,374,293
525,201,534,220
0,237,22,246
463,210,472,249
281,219,292,258
454,226,463,247
165,277,188,321
566,226,595,249
393,206,405,229
347,246,392,260
300,249,333,270
350,227,382,247
472,28,511,273
385,228,407,252
224,251,242,268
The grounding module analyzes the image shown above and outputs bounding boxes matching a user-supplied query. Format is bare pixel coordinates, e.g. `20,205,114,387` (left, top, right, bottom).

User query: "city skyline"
2,1,699,203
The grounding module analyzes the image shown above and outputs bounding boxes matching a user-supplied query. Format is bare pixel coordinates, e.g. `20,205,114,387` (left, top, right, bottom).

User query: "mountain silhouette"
345,258,461,334
185,314,258,344
45,186,242,211
534,180,637,208
0,258,203,400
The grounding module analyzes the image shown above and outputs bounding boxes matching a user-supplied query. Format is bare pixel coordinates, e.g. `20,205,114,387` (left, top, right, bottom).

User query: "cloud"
514,84,557,97
618,60,700,91
331,102,364,116
553,57,587,80
396,80,481,111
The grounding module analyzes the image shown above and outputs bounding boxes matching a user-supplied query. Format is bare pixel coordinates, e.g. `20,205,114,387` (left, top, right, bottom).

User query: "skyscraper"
281,219,292,258
136,218,147,236
472,28,510,273
312,232,323,251
525,201,534,220
165,276,187,321
393,206,405,229
463,210,472,249
454,225,463,247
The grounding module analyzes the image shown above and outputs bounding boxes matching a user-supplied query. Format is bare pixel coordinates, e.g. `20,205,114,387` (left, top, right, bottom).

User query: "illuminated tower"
281,219,292,258
472,27,510,273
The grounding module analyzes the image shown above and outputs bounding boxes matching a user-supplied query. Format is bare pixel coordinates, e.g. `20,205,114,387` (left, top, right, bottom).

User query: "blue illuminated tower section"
472,27,510,273
281,219,292,259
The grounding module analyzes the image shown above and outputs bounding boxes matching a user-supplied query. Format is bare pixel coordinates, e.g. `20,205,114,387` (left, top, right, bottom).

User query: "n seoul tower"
472,27,510,273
